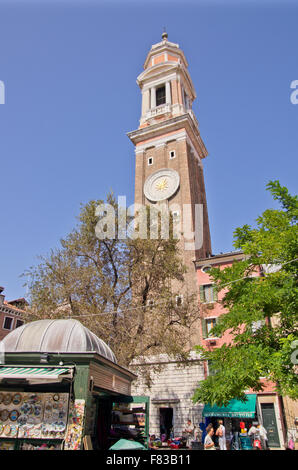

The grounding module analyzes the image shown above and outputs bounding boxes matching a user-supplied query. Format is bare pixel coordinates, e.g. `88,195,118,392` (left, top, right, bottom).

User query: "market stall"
0,319,148,450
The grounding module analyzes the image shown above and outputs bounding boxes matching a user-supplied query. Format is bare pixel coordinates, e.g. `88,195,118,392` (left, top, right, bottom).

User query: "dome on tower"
2,318,117,363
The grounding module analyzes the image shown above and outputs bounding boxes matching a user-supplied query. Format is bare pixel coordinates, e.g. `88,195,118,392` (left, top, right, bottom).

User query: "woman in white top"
216,419,227,450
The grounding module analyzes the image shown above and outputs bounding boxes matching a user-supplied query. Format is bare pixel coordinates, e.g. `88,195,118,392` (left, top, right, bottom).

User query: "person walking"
248,422,258,447
258,423,268,450
184,419,194,449
204,424,216,450
216,419,227,450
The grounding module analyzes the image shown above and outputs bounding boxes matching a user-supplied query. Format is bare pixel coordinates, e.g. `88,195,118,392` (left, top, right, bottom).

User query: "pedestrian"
248,422,258,447
216,419,227,450
258,423,268,450
184,419,194,449
204,424,216,450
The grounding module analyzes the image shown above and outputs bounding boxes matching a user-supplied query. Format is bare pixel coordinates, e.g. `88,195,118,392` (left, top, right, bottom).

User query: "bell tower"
128,33,212,295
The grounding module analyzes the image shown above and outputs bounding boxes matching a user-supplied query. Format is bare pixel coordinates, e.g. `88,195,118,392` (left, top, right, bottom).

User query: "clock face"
143,168,180,202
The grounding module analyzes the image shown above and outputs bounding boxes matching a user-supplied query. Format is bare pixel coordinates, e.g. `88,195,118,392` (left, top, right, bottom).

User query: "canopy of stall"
0,366,73,383
202,394,257,418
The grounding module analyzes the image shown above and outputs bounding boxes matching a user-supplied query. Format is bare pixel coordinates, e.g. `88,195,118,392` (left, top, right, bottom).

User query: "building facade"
128,31,212,305
129,34,292,449
195,252,286,449
129,32,212,440
0,287,26,341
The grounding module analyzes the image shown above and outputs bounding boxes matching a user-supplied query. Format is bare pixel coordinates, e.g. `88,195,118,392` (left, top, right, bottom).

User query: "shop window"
156,85,166,106
3,316,13,330
199,284,218,303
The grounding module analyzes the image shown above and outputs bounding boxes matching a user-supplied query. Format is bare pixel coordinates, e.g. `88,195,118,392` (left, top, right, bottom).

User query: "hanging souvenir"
12,393,22,405
9,410,20,422
10,425,18,438
17,414,27,426
3,393,12,405
0,409,10,421
53,394,60,402
0,392,3,404
3,424,11,436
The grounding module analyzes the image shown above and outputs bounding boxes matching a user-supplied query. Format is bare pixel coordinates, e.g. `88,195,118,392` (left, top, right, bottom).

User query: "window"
207,360,218,376
171,210,180,222
169,150,176,159
201,317,218,339
199,284,218,303
201,265,212,274
148,157,153,165
3,317,13,330
206,318,217,336
175,294,183,307
15,319,24,329
156,85,166,106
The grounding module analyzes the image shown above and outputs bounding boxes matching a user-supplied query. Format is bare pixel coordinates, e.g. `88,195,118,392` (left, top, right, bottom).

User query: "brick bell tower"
128,32,212,297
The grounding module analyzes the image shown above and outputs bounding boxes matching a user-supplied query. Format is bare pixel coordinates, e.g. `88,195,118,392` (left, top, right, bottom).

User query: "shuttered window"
199,284,218,303
201,317,218,339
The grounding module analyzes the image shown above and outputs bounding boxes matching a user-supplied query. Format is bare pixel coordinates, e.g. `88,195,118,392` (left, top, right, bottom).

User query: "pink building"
0,287,26,341
195,251,286,449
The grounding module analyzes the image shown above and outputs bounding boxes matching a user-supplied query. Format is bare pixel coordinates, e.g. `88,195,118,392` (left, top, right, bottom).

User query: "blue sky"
0,0,297,300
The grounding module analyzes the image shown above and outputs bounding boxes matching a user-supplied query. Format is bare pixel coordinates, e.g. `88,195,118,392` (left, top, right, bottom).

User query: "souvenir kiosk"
0,319,149,450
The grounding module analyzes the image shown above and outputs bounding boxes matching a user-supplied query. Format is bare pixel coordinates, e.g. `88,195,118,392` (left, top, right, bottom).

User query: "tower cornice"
127,113,208,159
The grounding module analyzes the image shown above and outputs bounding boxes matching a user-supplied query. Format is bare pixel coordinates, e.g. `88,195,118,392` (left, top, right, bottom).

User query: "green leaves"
193,181,298,405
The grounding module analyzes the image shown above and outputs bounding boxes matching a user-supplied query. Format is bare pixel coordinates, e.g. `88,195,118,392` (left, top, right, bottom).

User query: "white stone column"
166,81,171,104
150,86,156,109
142,89,150,115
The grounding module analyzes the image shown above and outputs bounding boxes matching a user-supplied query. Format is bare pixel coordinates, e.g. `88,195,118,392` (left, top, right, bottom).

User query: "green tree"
193,181,298,406
24,194,199,369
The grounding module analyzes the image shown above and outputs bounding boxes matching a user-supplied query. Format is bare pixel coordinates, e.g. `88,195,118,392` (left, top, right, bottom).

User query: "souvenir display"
0,393,3,405
64,400,85,450
20,441,62,450
0,391,69,441
41,393,69,439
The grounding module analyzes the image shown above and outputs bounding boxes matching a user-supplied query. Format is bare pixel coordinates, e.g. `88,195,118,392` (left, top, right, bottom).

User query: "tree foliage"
193,181,298,406
24,194,199,370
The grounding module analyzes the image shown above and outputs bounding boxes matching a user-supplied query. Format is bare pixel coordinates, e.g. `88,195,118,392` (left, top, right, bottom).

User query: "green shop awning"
0,366,72,382
202,394,257,418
